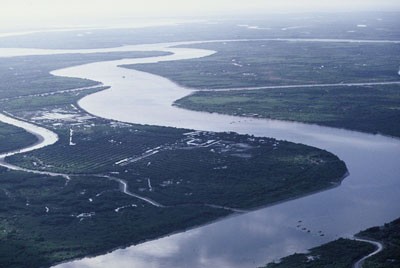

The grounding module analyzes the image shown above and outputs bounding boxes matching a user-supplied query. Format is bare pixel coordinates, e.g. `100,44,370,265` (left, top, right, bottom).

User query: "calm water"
0,40,399,268
52,42,400,268
0,113,58,158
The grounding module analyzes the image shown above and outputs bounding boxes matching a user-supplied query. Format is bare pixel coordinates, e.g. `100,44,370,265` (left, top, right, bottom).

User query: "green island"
0,51,347,267
175,84,400,138
128,41,400,137
262,217,400,268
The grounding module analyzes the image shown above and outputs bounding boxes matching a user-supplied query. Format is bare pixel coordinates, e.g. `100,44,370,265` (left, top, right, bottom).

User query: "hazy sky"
1,0,400,29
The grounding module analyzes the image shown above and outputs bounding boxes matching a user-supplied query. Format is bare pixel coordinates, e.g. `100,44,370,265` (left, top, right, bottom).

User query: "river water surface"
0,40,399,268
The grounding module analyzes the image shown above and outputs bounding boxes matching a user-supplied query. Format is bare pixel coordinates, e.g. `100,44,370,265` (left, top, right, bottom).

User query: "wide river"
1,39,399,268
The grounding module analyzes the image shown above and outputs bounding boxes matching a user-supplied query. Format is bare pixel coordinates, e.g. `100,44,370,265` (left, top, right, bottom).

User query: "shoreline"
51,170,349,268
1,38,399,267
0,112,58,160
0,85,351,268
49,41,400,267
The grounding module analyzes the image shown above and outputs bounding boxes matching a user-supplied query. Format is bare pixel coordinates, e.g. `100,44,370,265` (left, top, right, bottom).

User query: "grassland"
262,217,400,268
131,41,400,89
176,84,400,137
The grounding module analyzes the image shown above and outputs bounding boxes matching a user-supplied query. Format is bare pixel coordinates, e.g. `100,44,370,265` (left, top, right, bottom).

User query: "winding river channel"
0,113,70,180
0,39,399,268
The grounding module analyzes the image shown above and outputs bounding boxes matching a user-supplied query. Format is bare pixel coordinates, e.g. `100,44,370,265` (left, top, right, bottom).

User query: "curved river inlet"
0,113,58,158
0,113,67,179
0,39,399,268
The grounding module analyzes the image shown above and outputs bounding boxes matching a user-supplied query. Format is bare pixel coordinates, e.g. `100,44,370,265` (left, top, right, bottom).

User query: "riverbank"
125,39,400,138
0,112,58,159
0,60,348,268
262,217,400,268
262,238,376,268
0,38,399,267
175,83,400,138
49,40,400,268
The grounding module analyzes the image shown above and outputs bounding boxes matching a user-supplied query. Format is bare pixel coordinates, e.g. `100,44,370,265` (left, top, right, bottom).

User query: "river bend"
0,39,399,268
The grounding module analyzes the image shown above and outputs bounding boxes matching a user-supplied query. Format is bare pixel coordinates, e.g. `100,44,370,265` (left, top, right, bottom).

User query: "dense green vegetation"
262,238,375,268
0,167,229,268
0,47,348,267
0,122,37,154
360,218,400,268
176,84,400,137
262,217,400,268
130,41,400,88
5,16,398,266
8,121,185,174
120,40,400,137
8,122,346,209
121,135,346,209
0,94,347,267
0,119,347,268
1,72,347,212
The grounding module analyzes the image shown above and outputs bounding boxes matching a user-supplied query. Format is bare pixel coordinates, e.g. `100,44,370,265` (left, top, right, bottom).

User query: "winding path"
0,38,399,268
0,112,165,207
0,112,58,158
353,238,384,268
0,113,67,178
53,40,400,268
105,175,164,207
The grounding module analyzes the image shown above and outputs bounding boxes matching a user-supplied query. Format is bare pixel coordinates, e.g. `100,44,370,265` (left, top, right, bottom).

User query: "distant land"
0,12,399,268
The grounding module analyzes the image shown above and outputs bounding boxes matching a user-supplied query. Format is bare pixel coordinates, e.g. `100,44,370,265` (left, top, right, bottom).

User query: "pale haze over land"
1,0,400,30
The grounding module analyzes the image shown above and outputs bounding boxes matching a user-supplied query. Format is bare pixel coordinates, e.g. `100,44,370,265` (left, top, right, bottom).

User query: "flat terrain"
1,13,399,49
127,40,400,137
0,168,229,268
176,84,400,137
0,122,36,154
131,41,400,88
2,13,399,268
0,43,347,267
262,217,400,268
0,51,169,99
262,238,375,268
8,116,346,209
358,218,400,268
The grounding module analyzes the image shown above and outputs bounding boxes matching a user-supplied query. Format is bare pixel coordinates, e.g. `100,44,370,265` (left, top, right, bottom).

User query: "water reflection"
1,41,397,268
